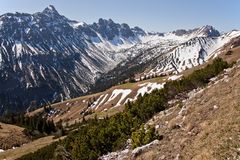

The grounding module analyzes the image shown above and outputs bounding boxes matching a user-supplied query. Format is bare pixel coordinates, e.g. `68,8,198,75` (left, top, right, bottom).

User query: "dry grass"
0,136,65,160
0,123,24,137
0,123,30,150
134,49,240,160
27,72,167,126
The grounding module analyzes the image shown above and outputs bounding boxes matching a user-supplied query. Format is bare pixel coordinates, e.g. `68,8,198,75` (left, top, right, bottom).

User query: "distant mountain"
172,25,220,37
0,5,146,113
92,28,240,93
0,5,239,114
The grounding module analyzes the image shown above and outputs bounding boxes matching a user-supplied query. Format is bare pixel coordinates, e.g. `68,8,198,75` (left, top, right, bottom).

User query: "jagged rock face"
132,27,146,36
0,6,145,113
172,25,220,37
90,19,144,42
198,25,220,37
173,29,189,36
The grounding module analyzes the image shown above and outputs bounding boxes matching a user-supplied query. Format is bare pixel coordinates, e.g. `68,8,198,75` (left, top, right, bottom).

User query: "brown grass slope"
132,51,240,160
0,136,65,160
0,123,30,151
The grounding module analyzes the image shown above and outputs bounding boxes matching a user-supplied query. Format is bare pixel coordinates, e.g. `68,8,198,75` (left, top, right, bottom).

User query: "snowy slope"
149,31,240,75
92,26,240,94
115,26,240,76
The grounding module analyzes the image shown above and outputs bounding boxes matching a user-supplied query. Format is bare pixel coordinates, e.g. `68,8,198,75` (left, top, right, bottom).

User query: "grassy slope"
0,136,65,160
134,53,240,159
0,123,30,151
28,73,167,125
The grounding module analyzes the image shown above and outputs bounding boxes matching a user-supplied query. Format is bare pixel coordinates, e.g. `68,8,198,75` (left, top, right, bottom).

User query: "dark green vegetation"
19,142,59,160
0,113,58,137
18,58,232,160
131,125,162,148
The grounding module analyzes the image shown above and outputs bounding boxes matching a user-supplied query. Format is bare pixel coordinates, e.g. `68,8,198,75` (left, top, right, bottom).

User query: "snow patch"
69,22,85,28
95,94,109,110
107,89,132,107
135,82,165,99
25,28,30,34
91,94,104,109
13,41,23,57
124,98,134,104
168,75,182,81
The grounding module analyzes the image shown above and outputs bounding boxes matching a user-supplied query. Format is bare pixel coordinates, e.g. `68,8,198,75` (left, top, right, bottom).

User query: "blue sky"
0,0,239,32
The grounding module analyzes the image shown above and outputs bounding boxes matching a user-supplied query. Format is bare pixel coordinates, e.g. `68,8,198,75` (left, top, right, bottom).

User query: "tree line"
0,112,57,136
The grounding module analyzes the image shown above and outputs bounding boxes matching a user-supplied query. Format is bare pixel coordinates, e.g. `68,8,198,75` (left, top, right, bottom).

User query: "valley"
28,45,240,127
0,3,239,160
8,46,238,160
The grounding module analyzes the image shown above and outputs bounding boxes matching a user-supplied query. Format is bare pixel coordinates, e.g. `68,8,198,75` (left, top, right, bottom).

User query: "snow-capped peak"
42,5,59,15
194,25,220,37
47,5,56,11
165,25,220,39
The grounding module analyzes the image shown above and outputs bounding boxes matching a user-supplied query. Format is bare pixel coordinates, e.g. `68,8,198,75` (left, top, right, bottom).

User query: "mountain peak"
171,25,220,37
199,25,215,32
98,18,115,25
197,25,220,37
42,5,59,15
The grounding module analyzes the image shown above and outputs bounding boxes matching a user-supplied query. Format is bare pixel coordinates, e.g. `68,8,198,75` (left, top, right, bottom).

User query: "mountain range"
0,5,239,113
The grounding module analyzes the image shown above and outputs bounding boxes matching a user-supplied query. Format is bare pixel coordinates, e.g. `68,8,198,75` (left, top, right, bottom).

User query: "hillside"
0,135,65,160
100,48,240,160
28,43,240,127
16,52,237,160
28,74,167,125
7,43,235,160
0,122,30,151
